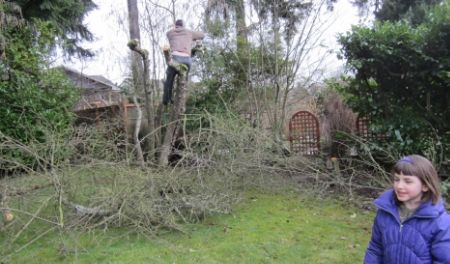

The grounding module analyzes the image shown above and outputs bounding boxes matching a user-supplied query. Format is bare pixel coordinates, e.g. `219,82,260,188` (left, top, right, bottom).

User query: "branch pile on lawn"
0,112,400,260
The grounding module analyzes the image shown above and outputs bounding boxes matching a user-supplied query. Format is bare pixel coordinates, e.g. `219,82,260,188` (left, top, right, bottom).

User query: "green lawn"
1,190,374,263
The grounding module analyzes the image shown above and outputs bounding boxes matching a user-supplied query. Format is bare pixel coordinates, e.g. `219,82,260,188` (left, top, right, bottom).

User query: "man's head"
175,19,183,27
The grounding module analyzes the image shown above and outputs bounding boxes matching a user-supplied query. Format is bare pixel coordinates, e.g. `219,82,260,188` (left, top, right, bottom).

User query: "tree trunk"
235,0,259,126
127,0,143,85
158,62,189,166
132,95,145,168
128,40,155,157
235,0,248,53
127,0,155,162
272,4,283,141
127,0,141,41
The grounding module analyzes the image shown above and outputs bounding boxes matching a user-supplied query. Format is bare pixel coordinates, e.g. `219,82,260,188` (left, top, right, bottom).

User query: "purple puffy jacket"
364,189,450,264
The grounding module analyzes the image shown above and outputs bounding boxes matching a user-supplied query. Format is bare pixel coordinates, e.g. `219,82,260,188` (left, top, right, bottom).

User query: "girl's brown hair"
392,155,441,204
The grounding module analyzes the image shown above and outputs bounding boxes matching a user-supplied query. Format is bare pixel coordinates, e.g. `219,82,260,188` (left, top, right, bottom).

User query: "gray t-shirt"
398,203,416,223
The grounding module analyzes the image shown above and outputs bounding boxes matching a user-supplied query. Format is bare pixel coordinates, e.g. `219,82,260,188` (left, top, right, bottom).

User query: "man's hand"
162,45,171,64
162,44,170,52
191,40,204,57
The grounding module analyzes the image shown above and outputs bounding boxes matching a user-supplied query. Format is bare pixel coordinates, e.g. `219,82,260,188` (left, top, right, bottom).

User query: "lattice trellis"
289,111,320,155
356,116,388,141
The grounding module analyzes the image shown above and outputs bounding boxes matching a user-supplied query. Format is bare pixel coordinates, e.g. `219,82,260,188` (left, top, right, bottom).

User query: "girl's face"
393,173,428,210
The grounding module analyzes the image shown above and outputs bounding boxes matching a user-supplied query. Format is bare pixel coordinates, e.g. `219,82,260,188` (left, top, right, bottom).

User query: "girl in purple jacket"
364,155,450,264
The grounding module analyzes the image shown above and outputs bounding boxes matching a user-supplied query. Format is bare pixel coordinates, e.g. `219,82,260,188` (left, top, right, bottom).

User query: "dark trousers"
163,55,191,105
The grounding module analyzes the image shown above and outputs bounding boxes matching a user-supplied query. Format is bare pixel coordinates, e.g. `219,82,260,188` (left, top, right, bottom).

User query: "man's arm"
191,30,204,41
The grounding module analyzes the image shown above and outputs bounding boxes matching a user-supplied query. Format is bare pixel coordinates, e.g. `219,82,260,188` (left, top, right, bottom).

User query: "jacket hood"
374,189,446,218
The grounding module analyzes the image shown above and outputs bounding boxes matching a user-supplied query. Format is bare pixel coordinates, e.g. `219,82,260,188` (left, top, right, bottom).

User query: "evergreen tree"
10,0,97,57
0,0,88,171
338,1,450,158
353,0,443,25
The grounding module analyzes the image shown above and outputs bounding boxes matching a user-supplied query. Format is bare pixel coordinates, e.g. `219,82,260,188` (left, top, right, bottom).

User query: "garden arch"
288,111,320,155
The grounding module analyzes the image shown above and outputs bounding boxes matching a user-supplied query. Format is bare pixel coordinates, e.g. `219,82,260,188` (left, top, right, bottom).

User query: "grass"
1,190,374,263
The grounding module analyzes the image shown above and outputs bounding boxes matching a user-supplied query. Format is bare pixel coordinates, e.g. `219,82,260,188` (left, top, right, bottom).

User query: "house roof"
59,66,120,92
58,66,124,112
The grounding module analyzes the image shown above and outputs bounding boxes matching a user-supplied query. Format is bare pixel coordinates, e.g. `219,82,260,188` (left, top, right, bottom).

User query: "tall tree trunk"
235,0,258,126
127,0,145,165
235,0,248,53
272,3,282,141
128,0,141,42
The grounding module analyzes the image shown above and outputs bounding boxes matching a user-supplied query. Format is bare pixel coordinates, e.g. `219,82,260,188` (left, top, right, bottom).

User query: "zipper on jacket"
378,205,404,232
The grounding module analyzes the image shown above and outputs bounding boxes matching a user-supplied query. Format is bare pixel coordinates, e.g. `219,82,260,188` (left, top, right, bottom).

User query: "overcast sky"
58,0,366,85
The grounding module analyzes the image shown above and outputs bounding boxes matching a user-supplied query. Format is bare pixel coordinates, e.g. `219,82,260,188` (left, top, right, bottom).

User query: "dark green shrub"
0,20,78,172
337,3,449,162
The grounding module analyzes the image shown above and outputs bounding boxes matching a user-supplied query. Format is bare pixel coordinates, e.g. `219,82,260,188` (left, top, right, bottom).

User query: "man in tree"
162,19,204,105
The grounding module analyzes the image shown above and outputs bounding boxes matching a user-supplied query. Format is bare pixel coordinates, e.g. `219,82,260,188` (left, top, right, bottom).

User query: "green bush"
337,3,449,161
0,20,78,172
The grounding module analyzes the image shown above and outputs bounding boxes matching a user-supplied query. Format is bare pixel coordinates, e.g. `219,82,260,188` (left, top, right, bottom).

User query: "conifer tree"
9,0,97,57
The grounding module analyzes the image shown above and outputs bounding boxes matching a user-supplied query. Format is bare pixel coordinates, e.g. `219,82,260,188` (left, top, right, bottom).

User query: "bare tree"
250,0,336,140
204,0,262,125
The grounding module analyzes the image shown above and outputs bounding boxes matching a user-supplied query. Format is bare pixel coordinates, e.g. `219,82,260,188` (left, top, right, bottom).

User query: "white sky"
55,0,128,84
57,0,365,85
